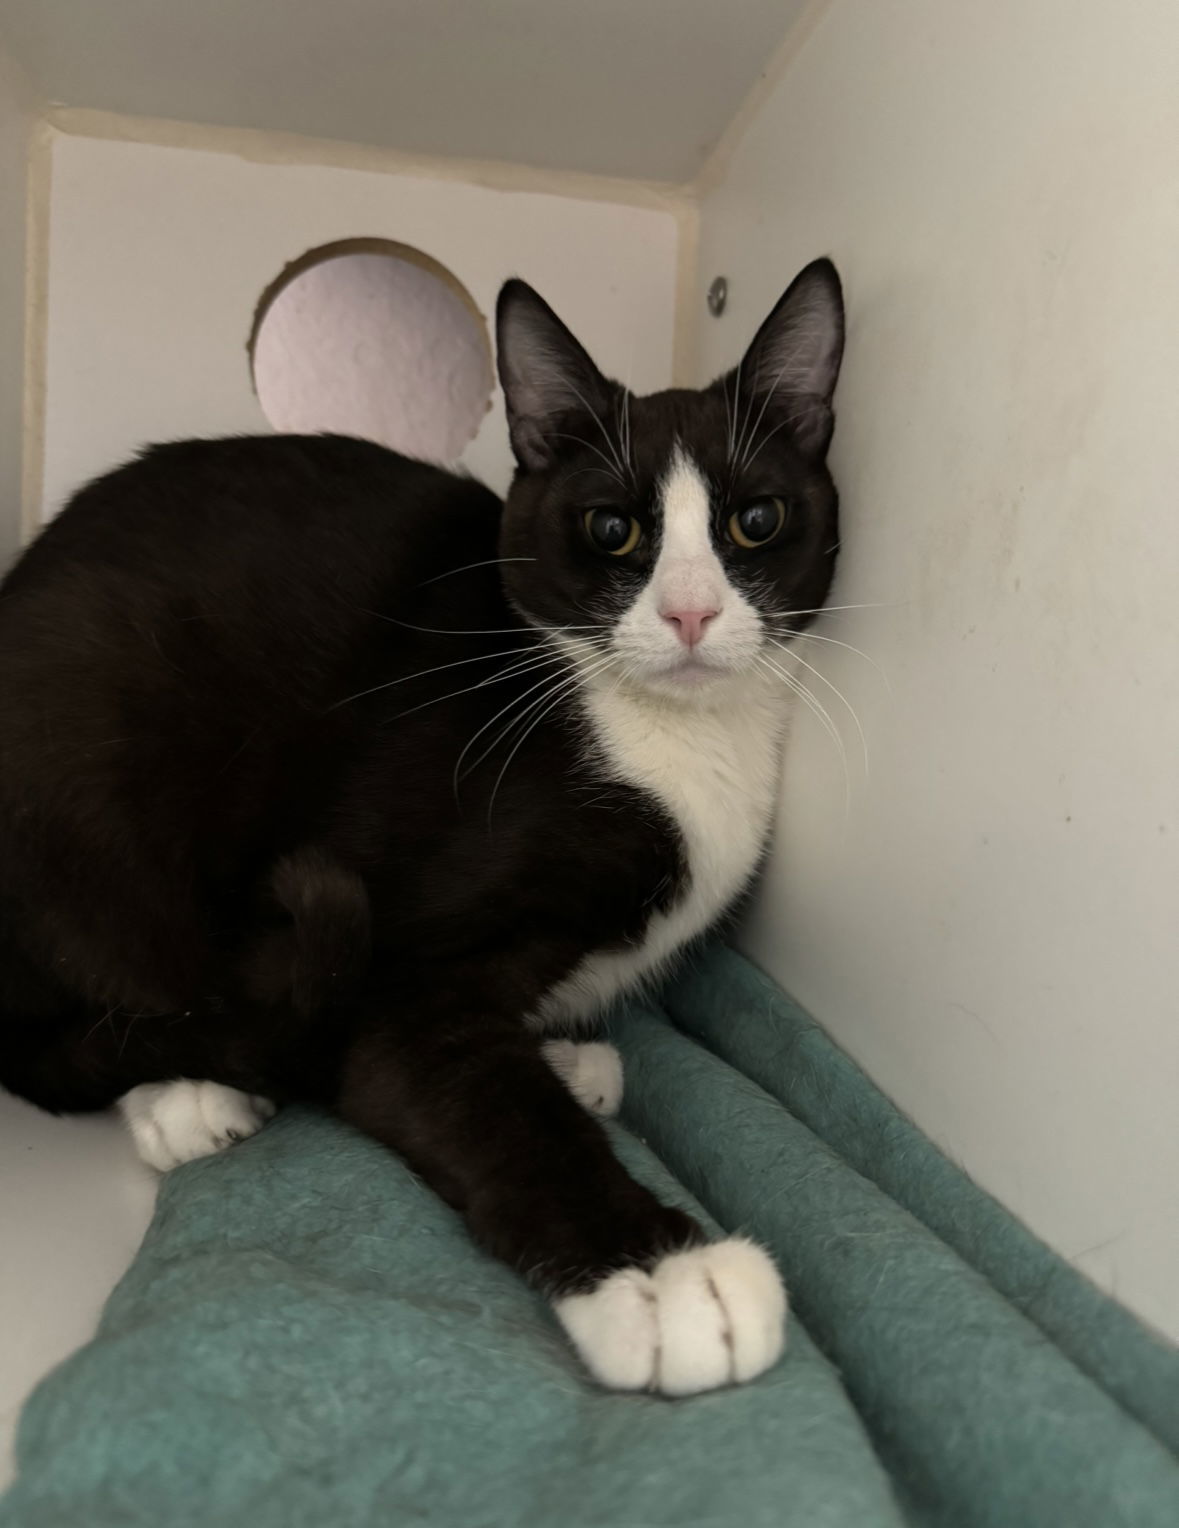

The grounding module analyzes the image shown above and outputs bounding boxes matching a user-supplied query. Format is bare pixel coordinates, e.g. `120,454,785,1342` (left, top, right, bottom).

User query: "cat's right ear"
496,280,614,473
721,258,845,460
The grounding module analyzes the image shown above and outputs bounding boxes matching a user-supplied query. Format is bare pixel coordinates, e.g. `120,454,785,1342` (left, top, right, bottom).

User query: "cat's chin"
661,660,725,688
628,656,749,702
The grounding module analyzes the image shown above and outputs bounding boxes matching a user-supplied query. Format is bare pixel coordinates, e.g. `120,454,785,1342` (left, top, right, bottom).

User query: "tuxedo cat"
0,258,844,1395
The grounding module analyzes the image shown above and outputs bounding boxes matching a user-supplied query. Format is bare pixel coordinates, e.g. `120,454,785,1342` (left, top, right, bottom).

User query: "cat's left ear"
496,280,616,473
725,257,845,460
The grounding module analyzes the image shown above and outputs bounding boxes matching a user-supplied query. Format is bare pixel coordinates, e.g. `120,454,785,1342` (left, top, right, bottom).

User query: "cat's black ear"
726,258,845,460
496,280,615,473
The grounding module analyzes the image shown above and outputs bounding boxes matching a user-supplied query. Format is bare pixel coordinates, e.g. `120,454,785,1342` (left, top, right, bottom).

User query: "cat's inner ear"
724,257,845,460
496,280,616,473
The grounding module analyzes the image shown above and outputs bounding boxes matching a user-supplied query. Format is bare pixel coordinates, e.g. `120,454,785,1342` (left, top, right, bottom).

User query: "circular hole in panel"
249,239,493,463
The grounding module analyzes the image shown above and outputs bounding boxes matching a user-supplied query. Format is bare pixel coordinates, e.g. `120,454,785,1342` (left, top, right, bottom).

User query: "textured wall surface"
252,251,493,465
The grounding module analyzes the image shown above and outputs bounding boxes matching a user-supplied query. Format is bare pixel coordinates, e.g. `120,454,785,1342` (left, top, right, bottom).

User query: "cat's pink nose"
661,608,718,648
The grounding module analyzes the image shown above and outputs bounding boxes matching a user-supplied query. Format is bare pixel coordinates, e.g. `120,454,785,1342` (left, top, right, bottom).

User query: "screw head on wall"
707,276,728,317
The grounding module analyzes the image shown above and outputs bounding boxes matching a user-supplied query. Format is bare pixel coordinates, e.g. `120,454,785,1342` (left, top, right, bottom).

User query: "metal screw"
707,276,728,317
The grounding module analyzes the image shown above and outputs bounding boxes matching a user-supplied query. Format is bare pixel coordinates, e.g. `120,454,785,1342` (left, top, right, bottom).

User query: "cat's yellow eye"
728,497,787,549
584,507,642,557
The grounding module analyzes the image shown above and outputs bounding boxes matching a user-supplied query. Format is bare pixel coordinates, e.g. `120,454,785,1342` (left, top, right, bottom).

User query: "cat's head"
495,259,844,701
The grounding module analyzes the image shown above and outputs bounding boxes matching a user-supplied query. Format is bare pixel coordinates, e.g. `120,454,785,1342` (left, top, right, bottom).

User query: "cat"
0,256,844,1396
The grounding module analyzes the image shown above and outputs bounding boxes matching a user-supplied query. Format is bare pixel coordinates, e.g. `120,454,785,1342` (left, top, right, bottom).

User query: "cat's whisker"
452,648,580,794
621,349,636,476
475,649,587,687
726,356,744,467
372,613,603,637
791,630,893,692
477,666,583,771
734,360,793,473
561,382,630,483
464,643,613,783
739,407,815,475
733,369,758,477
418,557,537,588
486,654,616,827
479,650,607,715
767,601,894,621
770,640,869,778
721,369,735,462
82,1004,120,1046
470,637,615,781
551,432,626,488
385,650,570,726
757,653,851,819
759,654,846,768
734,353,800,471
325,643,551,712
604,656,634,701
568,605,620,648
555,464,627,493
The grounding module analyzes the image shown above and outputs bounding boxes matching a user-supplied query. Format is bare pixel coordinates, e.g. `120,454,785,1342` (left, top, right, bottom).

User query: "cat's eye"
584,507,642,557
728,497,787,549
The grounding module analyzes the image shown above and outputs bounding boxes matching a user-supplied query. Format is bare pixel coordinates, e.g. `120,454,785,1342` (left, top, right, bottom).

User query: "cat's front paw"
541,1039,624,1116
118,1080,276,1171
553,1239,786,1395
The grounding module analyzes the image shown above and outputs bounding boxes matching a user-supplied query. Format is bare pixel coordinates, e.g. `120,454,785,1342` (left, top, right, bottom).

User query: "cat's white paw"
118,1080,276,1171
554,1239,786,1396
542,1039,624,1116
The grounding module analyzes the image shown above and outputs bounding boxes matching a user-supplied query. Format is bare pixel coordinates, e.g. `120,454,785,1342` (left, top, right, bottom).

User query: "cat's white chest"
540,678,785,1027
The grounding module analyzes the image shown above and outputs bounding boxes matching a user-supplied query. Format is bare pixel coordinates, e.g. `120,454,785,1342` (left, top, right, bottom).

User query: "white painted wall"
0,37,34,568
39,132,680,517
697,0,1179,1339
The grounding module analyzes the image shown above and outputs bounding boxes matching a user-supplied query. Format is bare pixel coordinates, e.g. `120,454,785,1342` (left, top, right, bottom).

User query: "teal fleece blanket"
3,949,1177,1527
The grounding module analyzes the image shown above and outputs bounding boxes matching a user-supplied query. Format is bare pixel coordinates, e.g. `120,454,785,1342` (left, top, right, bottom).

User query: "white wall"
39,131,681,517
0,37,34,568
697,0,1179,1338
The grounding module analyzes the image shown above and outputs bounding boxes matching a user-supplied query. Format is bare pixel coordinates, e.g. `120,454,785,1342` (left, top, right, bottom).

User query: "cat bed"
1,949,1176,1528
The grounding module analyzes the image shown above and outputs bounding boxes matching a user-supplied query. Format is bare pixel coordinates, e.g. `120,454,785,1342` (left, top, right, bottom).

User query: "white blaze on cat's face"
612,447,764,693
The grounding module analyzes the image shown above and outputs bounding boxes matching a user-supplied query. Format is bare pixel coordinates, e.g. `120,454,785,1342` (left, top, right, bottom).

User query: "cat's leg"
117,1081,277,1171
541,1038,624,1117
337,986,786,1397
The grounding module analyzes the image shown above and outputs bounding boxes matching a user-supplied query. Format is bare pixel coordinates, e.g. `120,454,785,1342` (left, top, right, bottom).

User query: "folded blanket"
2,949,1176,1528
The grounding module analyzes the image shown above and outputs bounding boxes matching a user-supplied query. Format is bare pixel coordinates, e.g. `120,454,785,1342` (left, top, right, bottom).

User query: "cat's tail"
267,845,371,1019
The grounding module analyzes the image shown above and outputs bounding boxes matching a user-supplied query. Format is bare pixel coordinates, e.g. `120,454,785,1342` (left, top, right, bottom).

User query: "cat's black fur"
0,261,842,1304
